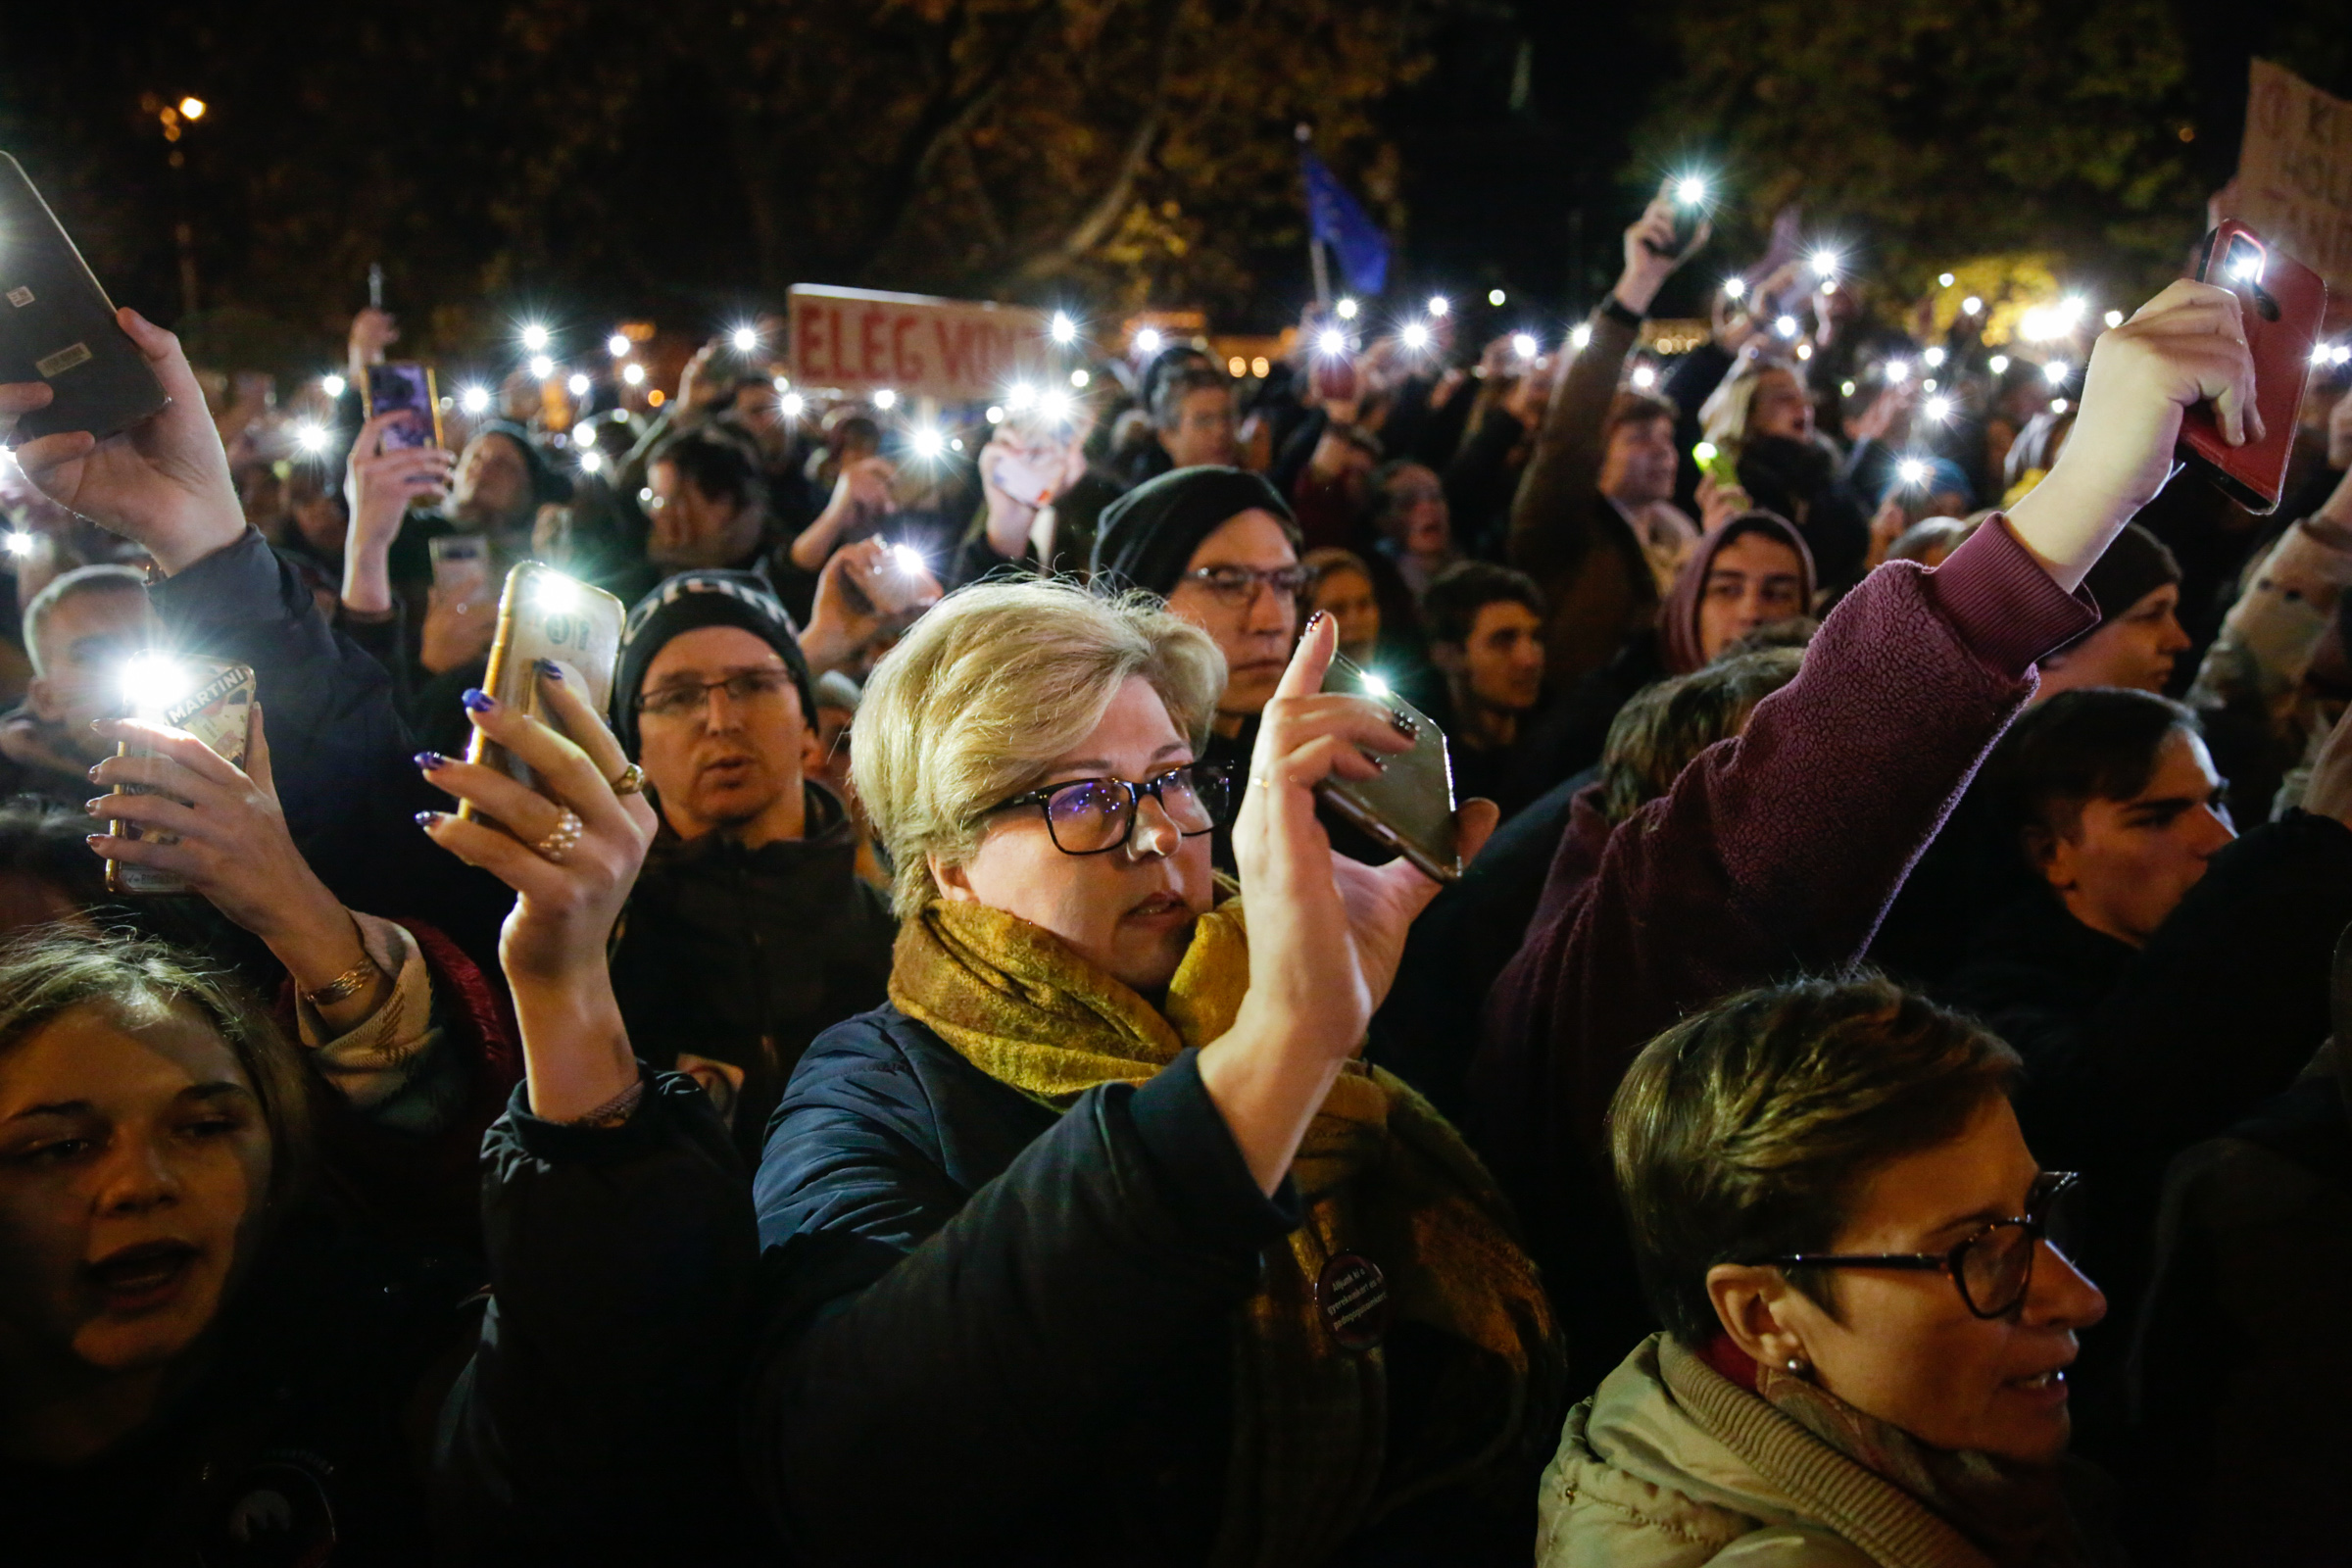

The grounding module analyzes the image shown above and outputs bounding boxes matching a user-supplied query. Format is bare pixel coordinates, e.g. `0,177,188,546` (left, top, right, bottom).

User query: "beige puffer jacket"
1537,1335,1998,1568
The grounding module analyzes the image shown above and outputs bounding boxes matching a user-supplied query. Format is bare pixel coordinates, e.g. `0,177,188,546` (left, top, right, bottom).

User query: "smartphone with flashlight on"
1649,174,1713,259
1314,651,1462,883
365,362,442,453
0,152,171,445
460,562,626,820
2179,220,2328,514
105,657,258,895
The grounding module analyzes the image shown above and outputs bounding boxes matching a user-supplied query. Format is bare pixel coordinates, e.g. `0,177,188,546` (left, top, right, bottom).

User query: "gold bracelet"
302,955,383,1007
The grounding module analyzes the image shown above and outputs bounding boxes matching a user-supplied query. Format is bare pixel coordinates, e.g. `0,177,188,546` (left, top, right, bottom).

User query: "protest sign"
788,283,1048,403
2235,60,2352,303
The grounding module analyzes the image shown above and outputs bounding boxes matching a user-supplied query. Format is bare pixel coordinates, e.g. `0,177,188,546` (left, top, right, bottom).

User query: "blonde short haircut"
853,577,1225,917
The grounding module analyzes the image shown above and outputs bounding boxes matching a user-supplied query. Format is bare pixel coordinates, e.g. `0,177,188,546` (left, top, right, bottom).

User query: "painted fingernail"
1305,611,1329,633
414,751,448,771
1367,754,1389,772
86,763,103,780
535,659,564,681
461,688,496,712
83,797,105,813
1392,710,1418,738
415,810,444,829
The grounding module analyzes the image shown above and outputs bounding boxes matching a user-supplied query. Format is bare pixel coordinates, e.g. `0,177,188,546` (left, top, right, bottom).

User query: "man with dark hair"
1937,687,2352,1420
1596,390,1700,589
646,427,772,574
1422,561,1546,812
1150,364,1239,470
604,568,894,1157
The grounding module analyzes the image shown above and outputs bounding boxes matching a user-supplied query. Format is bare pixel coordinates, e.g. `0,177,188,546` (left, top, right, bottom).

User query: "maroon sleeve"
1473,517,2095,1180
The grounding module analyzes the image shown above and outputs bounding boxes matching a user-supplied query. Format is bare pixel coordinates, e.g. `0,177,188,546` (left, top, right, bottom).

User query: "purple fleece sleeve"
1475,515,2096,1172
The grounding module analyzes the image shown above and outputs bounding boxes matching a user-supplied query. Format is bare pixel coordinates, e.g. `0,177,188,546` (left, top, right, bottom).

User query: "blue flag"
1301,150,1391,297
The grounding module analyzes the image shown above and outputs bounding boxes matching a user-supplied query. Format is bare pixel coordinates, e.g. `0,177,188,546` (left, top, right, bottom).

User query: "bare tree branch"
1006,0,1190,283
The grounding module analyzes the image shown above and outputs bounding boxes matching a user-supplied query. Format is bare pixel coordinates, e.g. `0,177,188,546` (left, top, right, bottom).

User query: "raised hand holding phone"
419,665,658,1122
0,307,243,574
1199,612,1497,1193
2178,221,2327,513
2007,279,2260,592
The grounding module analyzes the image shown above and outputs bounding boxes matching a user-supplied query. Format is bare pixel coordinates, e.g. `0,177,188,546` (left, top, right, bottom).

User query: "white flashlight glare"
120,652,196,719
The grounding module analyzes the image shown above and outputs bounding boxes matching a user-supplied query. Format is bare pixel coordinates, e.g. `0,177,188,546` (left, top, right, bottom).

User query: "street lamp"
152,93,208,316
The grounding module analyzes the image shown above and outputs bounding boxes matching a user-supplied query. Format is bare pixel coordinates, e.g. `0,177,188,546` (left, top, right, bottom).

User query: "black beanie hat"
468,420,573,507
612,570,814,759
2059,522,2181,652
1090,466,1301,598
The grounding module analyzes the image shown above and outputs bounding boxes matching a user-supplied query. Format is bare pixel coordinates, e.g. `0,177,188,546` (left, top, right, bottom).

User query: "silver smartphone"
1315,652,1461,882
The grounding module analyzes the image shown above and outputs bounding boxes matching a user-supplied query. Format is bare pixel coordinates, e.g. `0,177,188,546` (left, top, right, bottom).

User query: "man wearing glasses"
604,569,895,1154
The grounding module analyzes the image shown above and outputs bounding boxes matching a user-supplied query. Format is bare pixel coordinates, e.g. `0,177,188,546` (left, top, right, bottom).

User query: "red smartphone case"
2178,220,2328,514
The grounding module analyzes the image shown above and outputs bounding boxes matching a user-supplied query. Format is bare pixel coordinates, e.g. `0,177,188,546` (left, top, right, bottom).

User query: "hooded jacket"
1500,512,1818,805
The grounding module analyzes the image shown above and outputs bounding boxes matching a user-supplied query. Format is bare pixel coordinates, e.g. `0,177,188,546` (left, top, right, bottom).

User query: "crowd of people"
1,176,2348,1567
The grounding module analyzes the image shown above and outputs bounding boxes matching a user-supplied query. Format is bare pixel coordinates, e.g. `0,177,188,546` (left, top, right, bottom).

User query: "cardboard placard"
788,283,1050,403
2234,60,2352,307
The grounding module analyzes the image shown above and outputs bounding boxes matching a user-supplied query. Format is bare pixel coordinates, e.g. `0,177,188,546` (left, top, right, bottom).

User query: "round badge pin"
1315,1251,1391,1352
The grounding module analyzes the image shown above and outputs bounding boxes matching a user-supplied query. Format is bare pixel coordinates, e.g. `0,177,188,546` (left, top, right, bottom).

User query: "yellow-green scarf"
891,899,1565,1568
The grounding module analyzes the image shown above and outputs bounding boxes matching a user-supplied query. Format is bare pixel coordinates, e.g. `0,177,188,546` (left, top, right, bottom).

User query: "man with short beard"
605,570,894,1156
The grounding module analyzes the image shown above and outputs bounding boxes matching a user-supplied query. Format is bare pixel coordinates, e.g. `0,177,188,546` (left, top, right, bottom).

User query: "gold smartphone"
459,562,625,822
105,658,257,895
1315,652,1462,882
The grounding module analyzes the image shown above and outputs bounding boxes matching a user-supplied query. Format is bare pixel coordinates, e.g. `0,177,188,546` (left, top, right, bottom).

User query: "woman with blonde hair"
749,579,1562,1564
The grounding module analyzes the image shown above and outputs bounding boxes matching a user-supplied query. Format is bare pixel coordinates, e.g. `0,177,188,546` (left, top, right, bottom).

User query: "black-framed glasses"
1747,1170,2082,1320
1180,564,1313,606
988,765,1231,856
636,666,795,720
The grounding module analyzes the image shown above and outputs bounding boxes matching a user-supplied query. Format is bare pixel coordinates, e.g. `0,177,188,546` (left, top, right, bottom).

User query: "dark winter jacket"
434,1074,769,1566
608,782,893,1158
1937,811,2352,1355
2129,1055,2352,1568
747,1004,1536,1567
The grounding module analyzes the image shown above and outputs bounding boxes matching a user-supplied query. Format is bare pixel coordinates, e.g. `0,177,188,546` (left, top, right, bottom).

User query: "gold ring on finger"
609,762,647,796
533,808,585,864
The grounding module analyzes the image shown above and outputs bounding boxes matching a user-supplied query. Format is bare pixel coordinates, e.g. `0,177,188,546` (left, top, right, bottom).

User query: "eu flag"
1301,150,1391,297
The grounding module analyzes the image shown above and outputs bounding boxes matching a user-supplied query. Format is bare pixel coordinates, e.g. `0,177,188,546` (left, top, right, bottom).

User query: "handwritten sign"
2235,60,2352,303
788,283,1048,403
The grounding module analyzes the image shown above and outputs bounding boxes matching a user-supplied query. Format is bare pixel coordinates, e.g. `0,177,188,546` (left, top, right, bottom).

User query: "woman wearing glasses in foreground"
1541,977,2110,1566
751,580,1562,1564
